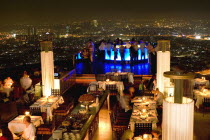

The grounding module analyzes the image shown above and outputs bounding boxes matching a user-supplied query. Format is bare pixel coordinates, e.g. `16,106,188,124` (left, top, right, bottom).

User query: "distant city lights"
195,36,201,39
12,34,16,38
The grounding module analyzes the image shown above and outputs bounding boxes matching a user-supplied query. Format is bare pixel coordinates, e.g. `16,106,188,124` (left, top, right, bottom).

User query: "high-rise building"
92,20,98,27
28,27,37,36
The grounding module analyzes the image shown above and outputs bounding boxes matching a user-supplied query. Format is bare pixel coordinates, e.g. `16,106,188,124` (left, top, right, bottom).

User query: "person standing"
86,40,95,63
106,40,112,59
149,46,157,75
146,75,156,92
125,41,131,49
99,40,106,62
138,77,145,95
81,49,91,73
129,43,135,65
113,41,118,64
155,88,164,106
119,42,125,64
139,40,146,61
147,42,153,63
134,41,139,63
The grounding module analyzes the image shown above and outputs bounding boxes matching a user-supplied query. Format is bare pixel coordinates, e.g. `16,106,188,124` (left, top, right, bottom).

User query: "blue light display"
76,48,148,61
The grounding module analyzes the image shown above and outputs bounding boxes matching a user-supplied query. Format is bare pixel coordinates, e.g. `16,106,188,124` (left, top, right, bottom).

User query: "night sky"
0,0,210,24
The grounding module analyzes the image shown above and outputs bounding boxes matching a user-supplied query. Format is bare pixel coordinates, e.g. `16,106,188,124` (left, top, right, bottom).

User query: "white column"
41,41,54,97
162,97,194,140
157,51,170,93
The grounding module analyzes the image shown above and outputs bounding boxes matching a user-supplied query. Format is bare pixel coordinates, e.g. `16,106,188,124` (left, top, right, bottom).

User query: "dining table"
89,81,124,95
30,95,64,121
105,72,134,84
194,78,209,87
129,96,158,133
89,81,124,110
8,115,43,139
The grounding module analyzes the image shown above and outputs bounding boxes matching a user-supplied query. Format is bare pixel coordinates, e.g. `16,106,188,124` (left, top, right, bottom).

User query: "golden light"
54,79,60,89
41,41,54,97
142,134,152,139
202,77,206,80
0,129,2,137
142,109,147,113
106,79,110,82
25,111,30,116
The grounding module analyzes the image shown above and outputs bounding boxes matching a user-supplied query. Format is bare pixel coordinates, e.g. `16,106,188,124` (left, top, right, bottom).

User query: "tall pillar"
40,41,54,97
162,71,195,140
156,40,170,94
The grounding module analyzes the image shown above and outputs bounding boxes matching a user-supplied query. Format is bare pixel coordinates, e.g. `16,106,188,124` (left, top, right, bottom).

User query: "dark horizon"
0,0,210,25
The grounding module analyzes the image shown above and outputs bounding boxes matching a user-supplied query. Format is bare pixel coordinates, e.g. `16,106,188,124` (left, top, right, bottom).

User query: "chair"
110,75,121,81
95,74,106,81
88,84,98,92
134,123,152,136
110,69,118,72
53,101,74,125
113,126,128,140
142,91,154,99
203,97,210,116
122,69,131,72
51,89,60,96
36,117,55,135
110,110,129,140
106,84,118,96
30,106,47,123
120,74,128,82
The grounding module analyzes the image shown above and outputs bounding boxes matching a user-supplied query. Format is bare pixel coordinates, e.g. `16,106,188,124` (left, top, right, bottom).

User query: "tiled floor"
92,104,113,140
194,110,210,140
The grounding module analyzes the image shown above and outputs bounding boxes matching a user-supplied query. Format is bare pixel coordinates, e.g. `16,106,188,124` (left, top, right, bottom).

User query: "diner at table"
8,115,43,139
21,116,36,140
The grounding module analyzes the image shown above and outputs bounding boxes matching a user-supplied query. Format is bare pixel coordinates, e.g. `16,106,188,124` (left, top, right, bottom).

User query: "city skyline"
0,0,210,25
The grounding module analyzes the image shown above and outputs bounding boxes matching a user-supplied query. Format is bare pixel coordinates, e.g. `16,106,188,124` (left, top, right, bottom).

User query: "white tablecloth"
131,96,156,104
129,97,158,133
30,96,64,120
194,78,209,86
105,72,134,84
194,90,210,108
98,81,124,96
8,115,43,138
89,81,124,110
